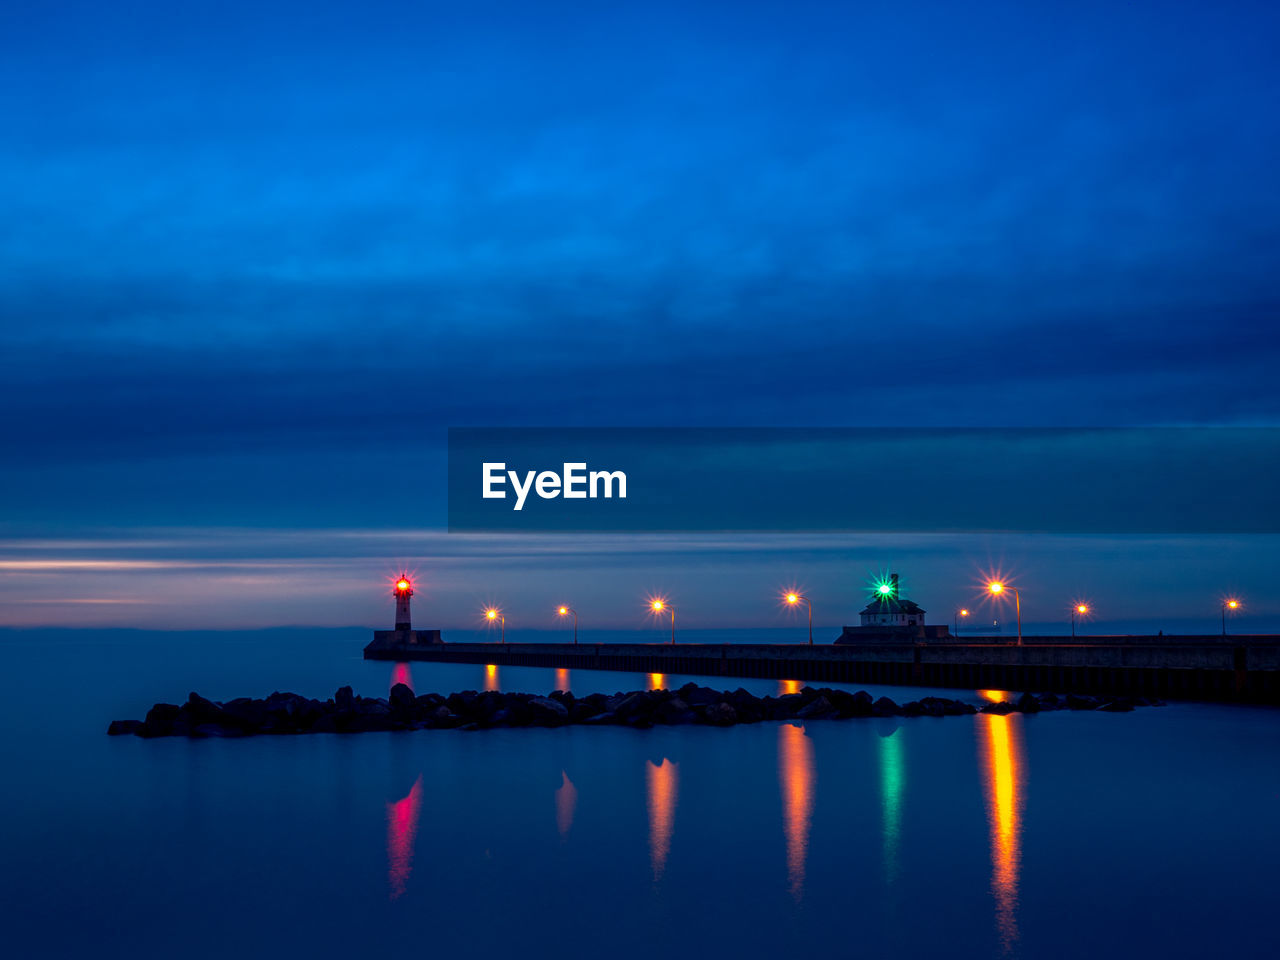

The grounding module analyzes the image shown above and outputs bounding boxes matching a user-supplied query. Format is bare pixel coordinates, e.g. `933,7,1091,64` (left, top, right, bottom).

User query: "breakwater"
107,682,1161,738
364,634,1280,703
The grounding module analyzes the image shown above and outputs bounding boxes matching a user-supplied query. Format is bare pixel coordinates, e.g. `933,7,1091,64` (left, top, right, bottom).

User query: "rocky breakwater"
107,684,1164,738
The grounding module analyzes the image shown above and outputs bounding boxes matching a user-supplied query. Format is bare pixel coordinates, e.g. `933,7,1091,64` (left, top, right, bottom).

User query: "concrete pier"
364,634,1280,703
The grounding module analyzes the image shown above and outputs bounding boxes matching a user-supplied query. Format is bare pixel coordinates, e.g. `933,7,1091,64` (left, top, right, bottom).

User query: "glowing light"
386,775,423,900
651,599,665,612
486,608,499,620
785,593,799,604
558,606,568,615
395,578,410,592
960,608,970,617
779,721,816,903
978,712,1026,954
877,582,893,595
647,758,678,881
988,581,1005,595
1227,599,1240,609
1076,604,1089,614
555,770,577,841
390,662,413,693
879,730,905,884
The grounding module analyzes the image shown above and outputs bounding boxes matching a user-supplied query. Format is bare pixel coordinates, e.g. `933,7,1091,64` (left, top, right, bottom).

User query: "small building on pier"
836,573,949,643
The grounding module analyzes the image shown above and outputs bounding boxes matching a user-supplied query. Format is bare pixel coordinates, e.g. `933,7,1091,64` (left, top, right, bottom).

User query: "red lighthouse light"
396,578,411,593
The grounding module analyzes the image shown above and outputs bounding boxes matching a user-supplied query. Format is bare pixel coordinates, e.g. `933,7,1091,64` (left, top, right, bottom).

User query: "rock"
335,686,355,712
389,683,416,717
140,703,181,737
107,719,142,736
919,697,966,717
872,696,900,717
679,685,721,707
655,697,695,724
701,702,737,726
184,692,229,727
527,697,570,725
981,701,1016,715
613,692,653,721
1097,699,1134,712
1065,693,1100,710
1015,693,1041,713
222,697,268,731
775,693,807,716
832,689,873,718
796,695,835,719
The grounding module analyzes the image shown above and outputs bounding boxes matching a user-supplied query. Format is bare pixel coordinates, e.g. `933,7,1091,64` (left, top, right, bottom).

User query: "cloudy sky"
2,0,1277,628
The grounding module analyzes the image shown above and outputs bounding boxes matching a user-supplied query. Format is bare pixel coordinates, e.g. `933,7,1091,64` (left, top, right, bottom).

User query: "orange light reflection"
484,663,499,692
555,770,577,840
648,673,666,691
779,679,803,696
646,758,678,881
778,721,816,903
978,712,1026,954
555,668,571,693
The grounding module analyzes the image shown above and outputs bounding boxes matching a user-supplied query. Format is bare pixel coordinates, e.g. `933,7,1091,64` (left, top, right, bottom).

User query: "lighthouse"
394,577,413,631
370,575,444,648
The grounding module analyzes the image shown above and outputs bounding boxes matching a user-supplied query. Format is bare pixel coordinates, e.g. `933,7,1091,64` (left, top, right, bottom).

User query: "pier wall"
364,634,1280,703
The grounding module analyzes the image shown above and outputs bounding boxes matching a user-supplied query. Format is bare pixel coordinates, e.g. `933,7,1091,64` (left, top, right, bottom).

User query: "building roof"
860,597,926,616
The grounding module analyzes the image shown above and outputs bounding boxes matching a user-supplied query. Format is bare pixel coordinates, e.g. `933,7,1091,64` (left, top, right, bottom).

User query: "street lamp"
988,581,1022,645
1072,603,1089,639
557,605,578,644
784,592,813,645
485,607,505,644
954,607,970,637
1222,598,1241,637
650,598,675,644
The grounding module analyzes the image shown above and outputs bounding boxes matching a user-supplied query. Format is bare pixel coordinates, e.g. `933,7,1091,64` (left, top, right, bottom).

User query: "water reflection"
390,662,414,693
977,712,1027,953
878,724,905,883
779,679,803,696
555,668,571,693
648,673,666,691
778,721,816,902
555,770,577,840
646,758,678,880
386,775,423,900
484,664,499,692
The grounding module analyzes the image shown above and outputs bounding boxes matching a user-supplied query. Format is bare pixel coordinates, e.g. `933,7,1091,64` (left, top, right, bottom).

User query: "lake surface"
2,628,1277,958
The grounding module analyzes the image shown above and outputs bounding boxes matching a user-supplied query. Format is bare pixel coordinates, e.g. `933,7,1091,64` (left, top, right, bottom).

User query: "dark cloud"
1,0,1278,535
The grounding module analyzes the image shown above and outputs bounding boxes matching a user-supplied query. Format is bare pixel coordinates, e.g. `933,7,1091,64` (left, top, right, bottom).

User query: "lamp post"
485,607,505,644
558,605,578,644
1072,603,1089,639
785,593,813,645
651,599,675,644
954,607,970,637
988,582,1022,645
1222,598,1241,637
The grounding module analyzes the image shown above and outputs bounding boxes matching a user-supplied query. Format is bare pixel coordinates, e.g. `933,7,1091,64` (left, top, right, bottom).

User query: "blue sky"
1,1,1277,626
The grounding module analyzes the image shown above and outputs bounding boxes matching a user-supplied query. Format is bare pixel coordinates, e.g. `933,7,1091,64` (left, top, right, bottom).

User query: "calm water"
2,628,1277,958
